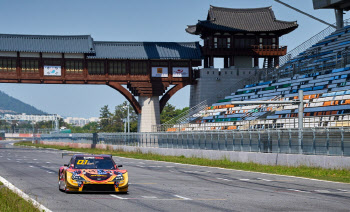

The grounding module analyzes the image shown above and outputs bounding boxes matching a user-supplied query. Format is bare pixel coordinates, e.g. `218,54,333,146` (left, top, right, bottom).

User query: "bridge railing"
40,128,350,156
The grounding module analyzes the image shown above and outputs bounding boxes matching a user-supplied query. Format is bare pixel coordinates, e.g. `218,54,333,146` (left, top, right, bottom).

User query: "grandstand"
165,24,350,132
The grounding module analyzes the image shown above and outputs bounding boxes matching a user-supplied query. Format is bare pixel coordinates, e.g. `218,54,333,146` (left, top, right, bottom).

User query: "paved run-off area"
1,140,350,212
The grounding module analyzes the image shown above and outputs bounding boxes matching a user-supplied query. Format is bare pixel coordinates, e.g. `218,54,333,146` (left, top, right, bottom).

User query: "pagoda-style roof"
89,41,201,60
0,34,95,54
186,6,298,36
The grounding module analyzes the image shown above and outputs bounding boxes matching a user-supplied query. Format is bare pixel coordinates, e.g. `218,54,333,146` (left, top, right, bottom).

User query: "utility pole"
128,102,130,133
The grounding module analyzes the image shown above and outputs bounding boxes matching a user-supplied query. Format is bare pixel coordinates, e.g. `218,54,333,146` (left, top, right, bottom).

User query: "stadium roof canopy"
0,34,202,60
186,5,298,36
313,0,350,10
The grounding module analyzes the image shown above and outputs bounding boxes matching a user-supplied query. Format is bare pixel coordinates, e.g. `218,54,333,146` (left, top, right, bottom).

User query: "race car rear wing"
61,153,113,158
62,153,77,158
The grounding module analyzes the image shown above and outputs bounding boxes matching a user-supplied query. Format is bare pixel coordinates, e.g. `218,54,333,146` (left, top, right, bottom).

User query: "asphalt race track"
1,140,350,212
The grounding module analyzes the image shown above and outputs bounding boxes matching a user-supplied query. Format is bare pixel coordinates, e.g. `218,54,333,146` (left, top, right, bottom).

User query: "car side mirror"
118,165,123,168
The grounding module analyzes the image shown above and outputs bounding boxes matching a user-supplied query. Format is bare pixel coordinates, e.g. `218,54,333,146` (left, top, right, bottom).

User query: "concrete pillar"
138,96,160,132
335,9,344,29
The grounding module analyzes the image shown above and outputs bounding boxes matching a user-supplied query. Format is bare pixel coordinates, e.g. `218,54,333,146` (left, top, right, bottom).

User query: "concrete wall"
40,140,350,170
190,68,257,108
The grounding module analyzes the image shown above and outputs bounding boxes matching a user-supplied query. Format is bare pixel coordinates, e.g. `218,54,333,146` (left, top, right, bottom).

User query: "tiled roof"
186,6,298,35
0,34,95,53
89,42,202,60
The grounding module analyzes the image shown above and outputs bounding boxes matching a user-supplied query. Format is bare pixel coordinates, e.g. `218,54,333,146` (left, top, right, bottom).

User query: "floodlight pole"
127,102,130,133
298,90,304,154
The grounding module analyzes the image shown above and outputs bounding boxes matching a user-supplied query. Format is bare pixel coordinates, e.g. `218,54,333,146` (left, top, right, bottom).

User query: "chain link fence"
41,128,350,156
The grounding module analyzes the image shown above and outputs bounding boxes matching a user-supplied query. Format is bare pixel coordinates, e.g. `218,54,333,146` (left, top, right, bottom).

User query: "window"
109,61,126,75
227,37,231,48
88,61,105,75
21,59,39,73
66,60,83,74
130,61,147,75
214,37,218,48
44,59,61,66
0,59,16,73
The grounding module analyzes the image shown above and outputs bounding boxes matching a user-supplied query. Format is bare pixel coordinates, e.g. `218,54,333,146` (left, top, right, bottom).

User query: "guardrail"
41,128,350,156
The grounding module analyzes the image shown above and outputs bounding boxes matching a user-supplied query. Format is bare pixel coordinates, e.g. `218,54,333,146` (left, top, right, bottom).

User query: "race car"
58,153,128,193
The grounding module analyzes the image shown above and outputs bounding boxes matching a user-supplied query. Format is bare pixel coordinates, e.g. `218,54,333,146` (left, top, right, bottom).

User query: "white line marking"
29,166,33,168
239,179,250,181
257,178,272,182
46,162,50,164
0,175,52,212
47,171,53,174
7,158,11,160
287,189,310,193
174,195,192,200
337,189,348,192
110,194,128,200
217,177,232,181
166,166,175,168
142,196,157,199
315,190,330,193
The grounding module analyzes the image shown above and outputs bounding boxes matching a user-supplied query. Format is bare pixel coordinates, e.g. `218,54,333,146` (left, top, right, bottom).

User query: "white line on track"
315,190,330,193
142,196,157,199
337,189,348,192
110,194,128,200
217,178,232,181
47,171,53,174
287,189,310,193
174,195,192,200
239,179,250,181
0,175,52,212
29,166,34,168
257,178,272,182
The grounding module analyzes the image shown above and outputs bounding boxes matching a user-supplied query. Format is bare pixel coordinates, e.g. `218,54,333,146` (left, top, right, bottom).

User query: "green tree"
99,105,112,132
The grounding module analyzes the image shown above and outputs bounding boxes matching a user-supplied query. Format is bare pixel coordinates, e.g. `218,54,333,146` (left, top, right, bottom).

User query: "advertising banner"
152,67,168,77
44,65,61,76
172,67,189,77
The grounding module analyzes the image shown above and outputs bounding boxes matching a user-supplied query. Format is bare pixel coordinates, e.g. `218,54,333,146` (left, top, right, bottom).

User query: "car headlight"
72,175,85,181
114,174,124,181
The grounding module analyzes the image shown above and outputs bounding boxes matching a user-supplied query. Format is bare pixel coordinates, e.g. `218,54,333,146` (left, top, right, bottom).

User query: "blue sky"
0,0,348,118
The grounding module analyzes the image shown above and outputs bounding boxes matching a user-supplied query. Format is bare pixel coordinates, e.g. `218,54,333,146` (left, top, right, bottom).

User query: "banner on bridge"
44,66,61,76
152,67,168,77
172,67,189,77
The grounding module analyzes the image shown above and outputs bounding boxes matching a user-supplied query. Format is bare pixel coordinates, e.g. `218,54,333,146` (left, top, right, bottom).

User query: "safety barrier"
40,128,350,156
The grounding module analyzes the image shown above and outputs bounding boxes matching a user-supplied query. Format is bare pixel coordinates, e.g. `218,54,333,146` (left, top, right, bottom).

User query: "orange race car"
58,153,128,193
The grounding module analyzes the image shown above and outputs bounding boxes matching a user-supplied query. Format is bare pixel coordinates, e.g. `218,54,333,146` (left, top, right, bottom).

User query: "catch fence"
41,128,350,156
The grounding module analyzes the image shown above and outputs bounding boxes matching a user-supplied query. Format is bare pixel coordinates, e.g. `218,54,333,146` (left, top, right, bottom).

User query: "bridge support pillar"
138,96,160,132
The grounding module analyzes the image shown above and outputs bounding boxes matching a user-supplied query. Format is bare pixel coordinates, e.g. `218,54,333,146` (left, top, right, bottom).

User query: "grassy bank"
0,181,40,212
15,141,350,184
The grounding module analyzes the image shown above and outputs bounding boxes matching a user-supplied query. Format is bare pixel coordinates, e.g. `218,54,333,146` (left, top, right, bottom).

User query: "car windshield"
74,157,115,169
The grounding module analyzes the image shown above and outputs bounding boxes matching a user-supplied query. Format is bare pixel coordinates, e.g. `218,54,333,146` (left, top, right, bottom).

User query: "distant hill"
0,91,46,115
